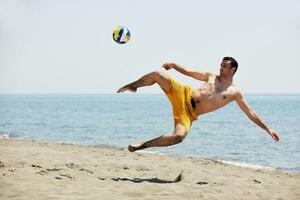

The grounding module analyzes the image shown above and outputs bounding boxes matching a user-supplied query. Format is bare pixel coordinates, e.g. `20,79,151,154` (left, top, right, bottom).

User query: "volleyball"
112,26,131,44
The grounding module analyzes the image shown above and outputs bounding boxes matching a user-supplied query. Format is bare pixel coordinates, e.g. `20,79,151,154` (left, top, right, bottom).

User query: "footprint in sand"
35,170,49,175
60,173,73,180
46,168,63,172
79,168,93,174
66,162,80,169
253,179,261,184
0,161,6,168
8,169,16,173
34,168,62,175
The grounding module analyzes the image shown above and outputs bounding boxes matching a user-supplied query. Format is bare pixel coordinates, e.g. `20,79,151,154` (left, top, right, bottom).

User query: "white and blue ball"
112,26,131,44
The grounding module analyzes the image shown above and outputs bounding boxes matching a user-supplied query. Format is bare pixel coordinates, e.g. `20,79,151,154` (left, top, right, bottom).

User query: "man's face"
219,60,232,76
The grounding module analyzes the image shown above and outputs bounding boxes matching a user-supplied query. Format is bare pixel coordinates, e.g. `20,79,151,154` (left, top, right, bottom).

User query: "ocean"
0,94,299,172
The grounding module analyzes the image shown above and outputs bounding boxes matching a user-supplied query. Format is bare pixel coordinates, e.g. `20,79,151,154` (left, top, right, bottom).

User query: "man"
117,57,280,152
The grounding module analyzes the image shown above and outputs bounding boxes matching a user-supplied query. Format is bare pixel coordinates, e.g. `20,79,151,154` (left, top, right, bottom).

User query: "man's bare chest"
193,78,235,103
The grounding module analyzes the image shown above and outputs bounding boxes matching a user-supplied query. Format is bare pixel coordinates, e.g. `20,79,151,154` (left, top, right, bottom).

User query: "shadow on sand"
111,171,183,184
111,177,176,184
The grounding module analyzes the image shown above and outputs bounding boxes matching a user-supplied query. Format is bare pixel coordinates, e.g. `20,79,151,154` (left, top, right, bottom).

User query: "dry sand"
0,139,299,200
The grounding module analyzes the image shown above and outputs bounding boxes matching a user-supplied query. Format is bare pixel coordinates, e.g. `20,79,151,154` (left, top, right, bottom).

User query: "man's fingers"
162,65,170,70
272,134,279,142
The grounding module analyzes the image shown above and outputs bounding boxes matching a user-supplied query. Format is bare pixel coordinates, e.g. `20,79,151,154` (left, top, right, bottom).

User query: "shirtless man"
117,57,280,152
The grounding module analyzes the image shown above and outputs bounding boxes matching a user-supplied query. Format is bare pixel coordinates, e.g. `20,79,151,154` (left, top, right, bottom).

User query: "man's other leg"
117,71,171,93
128,123,188,152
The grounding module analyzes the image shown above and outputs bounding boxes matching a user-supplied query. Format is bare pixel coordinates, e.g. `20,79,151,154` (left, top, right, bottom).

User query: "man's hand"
162,63,176,70
269,130,280,142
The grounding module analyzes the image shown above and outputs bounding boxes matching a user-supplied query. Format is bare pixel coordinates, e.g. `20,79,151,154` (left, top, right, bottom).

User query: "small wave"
138,150,167,156
276,166,300,173
0,134,10,139
218,160,275,171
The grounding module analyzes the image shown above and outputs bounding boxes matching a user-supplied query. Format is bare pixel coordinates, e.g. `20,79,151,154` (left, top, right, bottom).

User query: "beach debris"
66,162,80,169
98,177,106,180
31,164,42,169
8,169,16,173
123,165,129,170
196,181,209,185
54,176,63,180
253,179,261,184
79,168,93,174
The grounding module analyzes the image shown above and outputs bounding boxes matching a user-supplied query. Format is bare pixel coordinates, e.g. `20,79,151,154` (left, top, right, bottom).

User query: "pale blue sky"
1,0,299,94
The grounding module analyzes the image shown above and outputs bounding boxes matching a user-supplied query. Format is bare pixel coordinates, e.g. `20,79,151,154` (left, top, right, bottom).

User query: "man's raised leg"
128,123,188,152
117,71,171,93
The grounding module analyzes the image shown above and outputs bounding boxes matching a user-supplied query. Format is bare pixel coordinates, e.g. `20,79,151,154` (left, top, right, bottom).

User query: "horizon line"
0,92,300,95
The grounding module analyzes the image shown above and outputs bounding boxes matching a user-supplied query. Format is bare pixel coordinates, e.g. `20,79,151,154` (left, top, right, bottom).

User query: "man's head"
219,57,238,77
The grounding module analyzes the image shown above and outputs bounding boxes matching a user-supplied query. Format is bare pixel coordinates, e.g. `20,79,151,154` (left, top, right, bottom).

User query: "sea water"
0,94,299,172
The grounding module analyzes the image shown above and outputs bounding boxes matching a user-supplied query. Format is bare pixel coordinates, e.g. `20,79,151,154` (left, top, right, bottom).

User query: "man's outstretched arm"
162,63,210,81
235,93,279,142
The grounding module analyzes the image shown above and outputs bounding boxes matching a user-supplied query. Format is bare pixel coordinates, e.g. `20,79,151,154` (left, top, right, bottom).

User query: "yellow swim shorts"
164,77,198,132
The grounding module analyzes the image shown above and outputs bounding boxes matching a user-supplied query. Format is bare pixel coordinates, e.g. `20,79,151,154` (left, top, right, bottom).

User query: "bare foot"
128,142,144,152
117,84,137,93
128,145,136,152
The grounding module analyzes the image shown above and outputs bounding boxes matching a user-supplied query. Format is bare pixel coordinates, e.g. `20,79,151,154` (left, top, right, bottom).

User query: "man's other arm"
235,92,279,142
162,63,210,81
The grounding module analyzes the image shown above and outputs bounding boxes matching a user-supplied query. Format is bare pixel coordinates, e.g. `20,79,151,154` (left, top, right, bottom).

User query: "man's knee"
173,134,186,144
150,71,171,93
150,71,166,79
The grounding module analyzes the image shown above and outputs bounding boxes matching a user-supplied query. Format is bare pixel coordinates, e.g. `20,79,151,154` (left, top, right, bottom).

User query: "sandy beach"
0,139,299,200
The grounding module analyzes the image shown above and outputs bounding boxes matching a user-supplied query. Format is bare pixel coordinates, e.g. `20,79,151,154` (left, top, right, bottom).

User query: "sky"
0,0,299,94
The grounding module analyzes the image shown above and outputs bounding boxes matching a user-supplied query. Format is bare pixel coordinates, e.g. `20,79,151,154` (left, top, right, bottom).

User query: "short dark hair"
223,57,238,74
